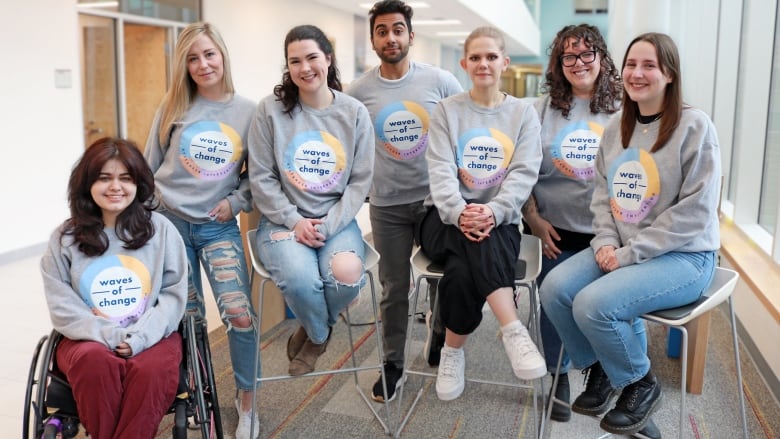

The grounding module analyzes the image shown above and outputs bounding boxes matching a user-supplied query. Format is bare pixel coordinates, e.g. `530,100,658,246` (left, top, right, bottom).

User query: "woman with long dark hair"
41,137,187,439
248,25,374,376
541,33,721,436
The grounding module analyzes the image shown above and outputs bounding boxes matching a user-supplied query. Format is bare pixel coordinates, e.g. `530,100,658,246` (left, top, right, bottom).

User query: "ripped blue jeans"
256,217,365,344
161,212,260,391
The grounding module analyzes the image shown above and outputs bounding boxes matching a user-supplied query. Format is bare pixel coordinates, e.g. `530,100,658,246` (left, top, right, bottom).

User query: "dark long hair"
620,32,682,152
63,137,157,256
543,24,622,118
274,25,342,116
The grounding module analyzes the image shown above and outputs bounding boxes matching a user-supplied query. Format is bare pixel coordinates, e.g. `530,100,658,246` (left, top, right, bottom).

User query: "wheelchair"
22,314,224,438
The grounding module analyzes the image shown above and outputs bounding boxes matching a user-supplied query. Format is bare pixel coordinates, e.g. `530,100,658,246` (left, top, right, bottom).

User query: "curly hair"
542,24,622,118
274,25,342,116
63,137,157,256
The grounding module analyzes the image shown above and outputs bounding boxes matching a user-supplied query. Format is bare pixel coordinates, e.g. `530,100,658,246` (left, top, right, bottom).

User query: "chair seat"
422,252,527,279
646,296,708,321
245,229,391,436
398,235,543,438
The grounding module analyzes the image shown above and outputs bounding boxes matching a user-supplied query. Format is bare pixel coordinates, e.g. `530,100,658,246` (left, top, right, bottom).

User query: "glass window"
78,0,200,22
759,4,780,233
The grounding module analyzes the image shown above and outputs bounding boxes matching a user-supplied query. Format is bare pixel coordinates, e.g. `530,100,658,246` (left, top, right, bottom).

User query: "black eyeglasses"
560,50,597,67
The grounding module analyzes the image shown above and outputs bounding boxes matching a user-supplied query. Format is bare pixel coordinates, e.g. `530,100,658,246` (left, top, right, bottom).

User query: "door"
79,15,171,151
80,14,118,146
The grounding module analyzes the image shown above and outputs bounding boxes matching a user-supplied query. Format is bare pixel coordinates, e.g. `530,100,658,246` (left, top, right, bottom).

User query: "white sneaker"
435,345,465,401
502,321,546,380
235,398,259,439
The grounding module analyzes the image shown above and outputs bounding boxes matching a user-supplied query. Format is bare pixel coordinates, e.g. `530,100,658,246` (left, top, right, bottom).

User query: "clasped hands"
595,245,618,272
458,203,495,242
293,218,326,248
115,342,133,358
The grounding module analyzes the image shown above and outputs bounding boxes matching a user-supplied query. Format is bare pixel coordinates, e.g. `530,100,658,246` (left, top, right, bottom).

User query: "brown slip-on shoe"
288,329,331,376
286,326,308,361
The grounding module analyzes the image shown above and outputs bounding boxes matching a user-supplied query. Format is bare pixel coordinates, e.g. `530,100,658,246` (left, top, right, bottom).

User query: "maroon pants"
55,332,182,439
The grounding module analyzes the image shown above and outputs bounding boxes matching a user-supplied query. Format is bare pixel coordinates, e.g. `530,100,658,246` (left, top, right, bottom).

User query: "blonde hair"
157,22,235,145
463,26,505,56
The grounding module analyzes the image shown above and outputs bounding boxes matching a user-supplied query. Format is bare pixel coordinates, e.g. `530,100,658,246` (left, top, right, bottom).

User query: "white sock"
500,320,523,334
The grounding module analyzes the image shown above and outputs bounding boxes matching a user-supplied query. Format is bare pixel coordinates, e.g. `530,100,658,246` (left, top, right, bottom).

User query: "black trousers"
418,206,521,335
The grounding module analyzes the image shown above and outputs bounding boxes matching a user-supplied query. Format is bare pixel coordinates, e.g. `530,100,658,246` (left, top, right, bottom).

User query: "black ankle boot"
600,371,663,435
549,373,571,422
633,417,661,439
571,362,616,416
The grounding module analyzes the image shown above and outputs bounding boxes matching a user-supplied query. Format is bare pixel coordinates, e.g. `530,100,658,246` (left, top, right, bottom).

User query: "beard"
377,45,410,65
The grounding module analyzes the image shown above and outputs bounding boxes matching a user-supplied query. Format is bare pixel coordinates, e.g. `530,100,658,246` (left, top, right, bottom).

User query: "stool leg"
728,297,749,439
250,276,267,439
367,270,393,434
679,326,689,438
539,345,564,439
395,274,432,438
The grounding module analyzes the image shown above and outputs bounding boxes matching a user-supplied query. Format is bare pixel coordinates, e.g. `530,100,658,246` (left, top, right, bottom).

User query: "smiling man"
347,0,463,403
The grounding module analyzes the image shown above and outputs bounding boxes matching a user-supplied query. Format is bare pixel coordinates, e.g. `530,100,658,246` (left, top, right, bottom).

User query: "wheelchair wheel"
183,314,224,438
22,334,48,439
172,399,188,439
23,331,80,439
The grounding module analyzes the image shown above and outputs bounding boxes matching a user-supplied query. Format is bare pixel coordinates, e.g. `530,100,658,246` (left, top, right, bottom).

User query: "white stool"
540,267,748,439
246,228,392,437
395,234,544,438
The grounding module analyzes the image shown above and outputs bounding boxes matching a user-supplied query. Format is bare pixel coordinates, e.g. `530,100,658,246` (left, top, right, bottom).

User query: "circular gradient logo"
457,128,513,189
179,121,243,180
375,101,430,160
284,130,346,193
79,255,151,327
608,149,660,223
551,120,603,180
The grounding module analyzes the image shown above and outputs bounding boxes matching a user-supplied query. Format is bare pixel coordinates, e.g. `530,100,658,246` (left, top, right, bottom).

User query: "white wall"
0,0,456,260
607,0,719,114
204,0,459,101
0,0,83,256
204,0,358,103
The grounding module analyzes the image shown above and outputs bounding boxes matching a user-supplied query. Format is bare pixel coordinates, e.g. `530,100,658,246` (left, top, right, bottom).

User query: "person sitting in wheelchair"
40,137,188,439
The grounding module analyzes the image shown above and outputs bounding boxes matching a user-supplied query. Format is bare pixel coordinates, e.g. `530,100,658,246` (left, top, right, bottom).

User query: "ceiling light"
77,1,119,8
360,1,430,7
414,19,461,26
436,31,471,37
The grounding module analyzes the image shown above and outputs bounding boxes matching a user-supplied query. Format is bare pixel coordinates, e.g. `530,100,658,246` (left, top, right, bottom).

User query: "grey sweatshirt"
247,90,375,238
532,95,618,233
145,94,256,223
591,107,721,266
40,212,187,356
425,92,542,226
347,61,463,206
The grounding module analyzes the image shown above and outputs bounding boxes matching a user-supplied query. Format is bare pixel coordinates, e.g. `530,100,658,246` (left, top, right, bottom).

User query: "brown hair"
543,24,621,118
64,137,157,256
620,32,682,152
274,25,342,116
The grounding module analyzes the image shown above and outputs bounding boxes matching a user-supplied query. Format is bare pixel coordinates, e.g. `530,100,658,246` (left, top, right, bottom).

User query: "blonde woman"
143,22,259,439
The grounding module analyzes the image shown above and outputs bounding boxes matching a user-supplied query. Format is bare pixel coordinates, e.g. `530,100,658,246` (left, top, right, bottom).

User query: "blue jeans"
161,212,260,391
540,248,716,388
538,249,577,374
256,217,365,344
